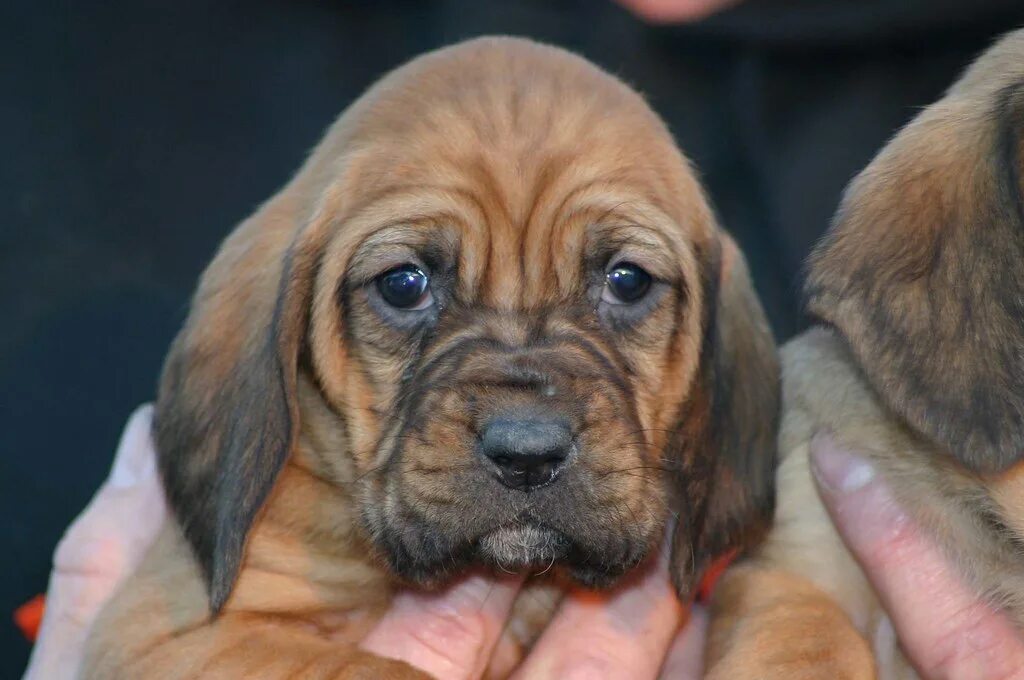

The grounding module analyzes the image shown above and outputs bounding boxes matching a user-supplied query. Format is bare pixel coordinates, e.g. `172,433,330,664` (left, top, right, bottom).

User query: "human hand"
614,0,744,23
511,551,704,680
361,544,707,679
24,405,708,679
811,434,1024,680
23,405,167,680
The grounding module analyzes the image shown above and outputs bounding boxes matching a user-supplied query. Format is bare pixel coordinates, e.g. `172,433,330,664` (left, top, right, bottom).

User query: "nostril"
493,455,513,469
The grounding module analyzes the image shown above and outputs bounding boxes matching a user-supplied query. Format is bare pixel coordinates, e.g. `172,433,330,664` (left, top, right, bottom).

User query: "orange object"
696,550,736,603
14,594,45,643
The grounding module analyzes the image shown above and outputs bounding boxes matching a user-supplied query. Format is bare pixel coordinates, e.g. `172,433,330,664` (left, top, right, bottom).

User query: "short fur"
706,29,1024,679
82,37,779,678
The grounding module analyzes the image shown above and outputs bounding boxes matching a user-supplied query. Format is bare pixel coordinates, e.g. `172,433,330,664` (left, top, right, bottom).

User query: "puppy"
705,29,1024,679
81,37,779,678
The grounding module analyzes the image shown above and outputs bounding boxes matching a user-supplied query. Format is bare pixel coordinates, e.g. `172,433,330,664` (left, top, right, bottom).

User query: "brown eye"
376,265,433,310
603,263,652,304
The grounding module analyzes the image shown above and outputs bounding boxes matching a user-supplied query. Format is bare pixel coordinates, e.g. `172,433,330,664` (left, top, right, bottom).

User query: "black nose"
479,417,572,490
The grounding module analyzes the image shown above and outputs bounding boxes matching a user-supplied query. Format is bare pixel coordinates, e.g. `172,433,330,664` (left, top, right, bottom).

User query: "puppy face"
154,38,779,611
345,224,698,586
806,30,1024,474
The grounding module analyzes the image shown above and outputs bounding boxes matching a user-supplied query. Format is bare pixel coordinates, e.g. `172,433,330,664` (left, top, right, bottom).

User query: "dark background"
5,0,1023,674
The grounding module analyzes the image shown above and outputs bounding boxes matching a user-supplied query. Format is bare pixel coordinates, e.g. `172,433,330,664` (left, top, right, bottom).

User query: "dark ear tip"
669,562,699,602
668,530,702,601
204,546,242,616
208,575,233,616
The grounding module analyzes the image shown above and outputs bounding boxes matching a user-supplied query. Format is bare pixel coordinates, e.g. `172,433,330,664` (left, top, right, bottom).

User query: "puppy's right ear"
155,201,328,612
806,47,1024,474
670,234,780,598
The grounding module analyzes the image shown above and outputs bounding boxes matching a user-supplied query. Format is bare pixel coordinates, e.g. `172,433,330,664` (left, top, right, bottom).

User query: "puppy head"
155,37,779,611
807,30,1024,474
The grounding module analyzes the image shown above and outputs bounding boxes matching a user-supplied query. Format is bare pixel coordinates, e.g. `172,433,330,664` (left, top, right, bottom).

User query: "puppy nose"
480,417,572,490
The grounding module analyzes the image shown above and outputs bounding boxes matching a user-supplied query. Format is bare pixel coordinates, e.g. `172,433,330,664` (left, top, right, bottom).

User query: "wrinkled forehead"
316,40,715,307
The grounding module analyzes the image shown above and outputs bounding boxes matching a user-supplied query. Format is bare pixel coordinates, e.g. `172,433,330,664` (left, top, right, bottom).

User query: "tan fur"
82,37,778,678
707,29,1024,679
707,562,877,680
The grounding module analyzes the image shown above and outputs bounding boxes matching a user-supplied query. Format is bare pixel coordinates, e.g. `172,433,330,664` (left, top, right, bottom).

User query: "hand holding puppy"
23,407,165,680
812,435,1024,680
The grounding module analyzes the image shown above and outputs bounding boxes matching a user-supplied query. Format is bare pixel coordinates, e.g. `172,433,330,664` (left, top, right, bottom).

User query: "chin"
477,524,571,571
374,518,652,589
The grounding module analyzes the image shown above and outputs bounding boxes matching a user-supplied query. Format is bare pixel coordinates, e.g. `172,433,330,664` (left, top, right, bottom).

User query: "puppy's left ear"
155,202,330,613
671,234,780,597
807,72,1024,474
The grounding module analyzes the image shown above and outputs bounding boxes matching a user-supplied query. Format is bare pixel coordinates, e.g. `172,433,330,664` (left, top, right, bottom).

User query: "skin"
23,406,166,680
811,435,1024,680
26,409,1022,679
614,0,743,23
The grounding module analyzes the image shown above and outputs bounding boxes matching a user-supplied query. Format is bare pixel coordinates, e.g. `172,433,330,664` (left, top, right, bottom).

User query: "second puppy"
707,28,1024,680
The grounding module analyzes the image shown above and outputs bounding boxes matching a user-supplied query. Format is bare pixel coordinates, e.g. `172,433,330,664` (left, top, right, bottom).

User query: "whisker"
534,553,557,577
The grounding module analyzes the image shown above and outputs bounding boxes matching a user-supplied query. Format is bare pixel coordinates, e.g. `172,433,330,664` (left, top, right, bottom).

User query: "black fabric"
4,0,1023,674
691,0,1024,45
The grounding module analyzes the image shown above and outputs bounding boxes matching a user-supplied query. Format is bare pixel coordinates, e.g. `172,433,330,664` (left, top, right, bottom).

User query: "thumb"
811,433,1024,680
360,573,522,680
24,405,167,680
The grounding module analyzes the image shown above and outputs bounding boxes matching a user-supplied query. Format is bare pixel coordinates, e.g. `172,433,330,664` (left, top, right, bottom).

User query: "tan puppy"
81,37,779,678
706,29,1024,679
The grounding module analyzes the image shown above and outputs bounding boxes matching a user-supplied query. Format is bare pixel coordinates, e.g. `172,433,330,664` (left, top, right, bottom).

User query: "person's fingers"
360,573,523,680
658,604,707,680
615,0,742,23
512,550,684,680
24,404,167,680
811,434,1024,680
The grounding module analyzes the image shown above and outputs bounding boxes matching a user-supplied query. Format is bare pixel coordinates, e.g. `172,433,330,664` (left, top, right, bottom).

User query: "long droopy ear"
806,40,1024,474
154,195,328,613
672,234,780,597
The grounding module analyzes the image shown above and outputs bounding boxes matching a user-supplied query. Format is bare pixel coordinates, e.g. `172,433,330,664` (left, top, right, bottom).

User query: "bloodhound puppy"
81,37,779,678
706,29,1024,679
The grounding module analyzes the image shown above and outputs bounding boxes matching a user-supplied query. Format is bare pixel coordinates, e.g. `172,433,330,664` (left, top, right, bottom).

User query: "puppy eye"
602,262,652,304
376,264,433,310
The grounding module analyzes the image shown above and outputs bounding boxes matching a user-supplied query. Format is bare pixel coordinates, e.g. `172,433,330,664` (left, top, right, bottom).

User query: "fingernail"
811,432,876,495
108,404,156,489
810,433,913,554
